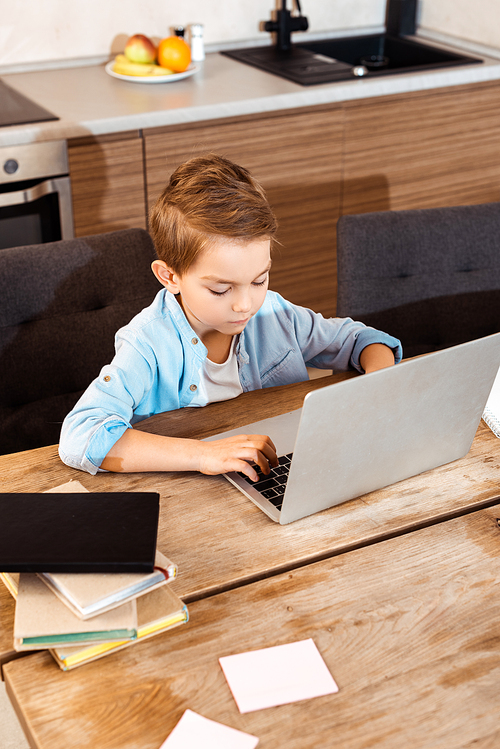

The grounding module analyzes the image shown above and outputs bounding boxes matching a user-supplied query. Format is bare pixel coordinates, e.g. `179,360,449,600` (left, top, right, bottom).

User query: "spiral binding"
483,367,500,438
483,407,500,438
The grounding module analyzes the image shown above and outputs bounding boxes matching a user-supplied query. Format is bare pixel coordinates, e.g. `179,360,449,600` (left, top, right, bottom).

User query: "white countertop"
2,44,500,148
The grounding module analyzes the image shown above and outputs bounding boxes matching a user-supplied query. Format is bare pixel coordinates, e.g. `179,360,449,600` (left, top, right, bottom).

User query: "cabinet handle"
0,177,63,207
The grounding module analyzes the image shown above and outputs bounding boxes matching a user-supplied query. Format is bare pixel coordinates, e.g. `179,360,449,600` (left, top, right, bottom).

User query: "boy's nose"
232,291,252,313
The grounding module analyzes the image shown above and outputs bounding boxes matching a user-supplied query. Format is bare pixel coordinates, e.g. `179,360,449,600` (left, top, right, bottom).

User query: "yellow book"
0,571,18,598
50,585,188,670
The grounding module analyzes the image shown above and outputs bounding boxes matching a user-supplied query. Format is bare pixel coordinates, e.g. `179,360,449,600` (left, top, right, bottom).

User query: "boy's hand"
198,434,278,481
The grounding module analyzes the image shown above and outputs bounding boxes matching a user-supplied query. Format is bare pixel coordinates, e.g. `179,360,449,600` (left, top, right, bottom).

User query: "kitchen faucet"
223,0,480,86
262,0,417,53
262,0,309,52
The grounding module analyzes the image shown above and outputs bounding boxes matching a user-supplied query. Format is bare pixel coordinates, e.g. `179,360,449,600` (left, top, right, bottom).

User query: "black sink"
300,33,482,74
222,33,482,86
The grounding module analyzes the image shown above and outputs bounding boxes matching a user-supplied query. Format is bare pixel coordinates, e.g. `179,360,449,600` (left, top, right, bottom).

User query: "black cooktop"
0,79,58,127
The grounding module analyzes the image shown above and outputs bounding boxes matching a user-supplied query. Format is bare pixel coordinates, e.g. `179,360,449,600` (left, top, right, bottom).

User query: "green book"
14,574,138,650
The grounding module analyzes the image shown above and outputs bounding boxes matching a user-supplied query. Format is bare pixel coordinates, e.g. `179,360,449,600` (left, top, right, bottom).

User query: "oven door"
0,175,74,250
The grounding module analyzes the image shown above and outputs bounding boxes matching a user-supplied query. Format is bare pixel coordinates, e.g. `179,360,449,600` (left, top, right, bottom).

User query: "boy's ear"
151,260,181,294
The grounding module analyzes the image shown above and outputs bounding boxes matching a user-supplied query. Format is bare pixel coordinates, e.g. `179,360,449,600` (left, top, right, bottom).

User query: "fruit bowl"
105,61,199,84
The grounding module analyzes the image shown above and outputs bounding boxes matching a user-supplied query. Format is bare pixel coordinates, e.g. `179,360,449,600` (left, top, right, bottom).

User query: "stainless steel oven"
0,140,74,250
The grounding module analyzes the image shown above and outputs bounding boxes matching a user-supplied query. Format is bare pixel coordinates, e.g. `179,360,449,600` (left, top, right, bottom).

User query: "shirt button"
103,375,111,382
191,337,198,345
190,384,197,392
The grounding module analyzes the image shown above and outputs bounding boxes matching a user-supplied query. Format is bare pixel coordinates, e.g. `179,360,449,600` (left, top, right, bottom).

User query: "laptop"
204,333,500,524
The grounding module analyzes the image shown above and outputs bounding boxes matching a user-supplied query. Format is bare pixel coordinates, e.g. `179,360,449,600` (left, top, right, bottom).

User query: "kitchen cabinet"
144,107,344,318
68,132,147,237
67,78,500,316
342,79,500,215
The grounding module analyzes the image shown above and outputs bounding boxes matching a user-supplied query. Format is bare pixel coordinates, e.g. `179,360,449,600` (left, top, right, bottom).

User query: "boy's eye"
209,276,268,296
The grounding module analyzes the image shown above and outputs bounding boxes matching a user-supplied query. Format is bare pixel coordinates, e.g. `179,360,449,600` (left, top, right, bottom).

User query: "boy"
59,154,402,479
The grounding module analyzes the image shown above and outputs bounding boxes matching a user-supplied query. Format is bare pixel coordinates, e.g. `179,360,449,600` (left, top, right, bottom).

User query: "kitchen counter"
2,39,500,148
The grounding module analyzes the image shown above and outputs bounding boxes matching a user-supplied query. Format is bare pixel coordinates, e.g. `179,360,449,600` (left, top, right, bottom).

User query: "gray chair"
336,202,500,358
0,228,161,455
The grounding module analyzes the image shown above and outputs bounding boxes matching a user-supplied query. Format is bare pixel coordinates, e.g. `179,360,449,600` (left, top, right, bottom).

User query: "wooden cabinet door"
68,133,147,237
342,80,500,215
145,108,344,317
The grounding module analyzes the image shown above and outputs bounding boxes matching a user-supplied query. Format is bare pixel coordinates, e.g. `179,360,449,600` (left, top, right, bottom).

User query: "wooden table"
0,585,21,672
4,501,500,749
1,373,499,674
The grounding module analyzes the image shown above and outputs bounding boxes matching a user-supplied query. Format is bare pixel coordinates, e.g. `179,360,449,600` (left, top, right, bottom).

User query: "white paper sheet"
219,638,339,713
159,710,259,749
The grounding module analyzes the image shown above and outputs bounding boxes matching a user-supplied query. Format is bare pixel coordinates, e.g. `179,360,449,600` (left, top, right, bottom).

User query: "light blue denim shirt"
59,289,402,474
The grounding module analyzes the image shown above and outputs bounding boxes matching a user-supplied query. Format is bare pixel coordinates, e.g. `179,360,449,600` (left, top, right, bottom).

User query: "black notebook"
0,493,159,573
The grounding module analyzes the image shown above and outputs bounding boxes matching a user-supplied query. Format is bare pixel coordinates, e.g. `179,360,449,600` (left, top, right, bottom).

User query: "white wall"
419,0,500,51
1,0,499,70
0,0,385,68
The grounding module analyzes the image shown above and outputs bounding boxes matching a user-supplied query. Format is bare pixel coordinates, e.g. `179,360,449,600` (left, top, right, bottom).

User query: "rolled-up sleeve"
349,326,403,372
58,333,157,474
59,414,130,475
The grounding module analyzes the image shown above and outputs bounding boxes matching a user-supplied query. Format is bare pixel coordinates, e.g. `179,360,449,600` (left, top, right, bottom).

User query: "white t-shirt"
189,337,243,407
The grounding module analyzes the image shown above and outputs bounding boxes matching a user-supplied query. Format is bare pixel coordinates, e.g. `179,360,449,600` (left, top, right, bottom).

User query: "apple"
124,34,157,64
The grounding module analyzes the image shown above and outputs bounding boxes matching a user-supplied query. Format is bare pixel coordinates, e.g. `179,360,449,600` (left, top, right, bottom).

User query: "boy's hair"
149,153,278,275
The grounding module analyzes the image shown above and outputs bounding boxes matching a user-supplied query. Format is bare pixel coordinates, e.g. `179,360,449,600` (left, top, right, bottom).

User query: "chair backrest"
336,202,500,358
0,228,161,455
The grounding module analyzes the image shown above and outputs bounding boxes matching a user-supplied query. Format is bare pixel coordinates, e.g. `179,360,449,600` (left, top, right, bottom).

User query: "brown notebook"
14,574,138,650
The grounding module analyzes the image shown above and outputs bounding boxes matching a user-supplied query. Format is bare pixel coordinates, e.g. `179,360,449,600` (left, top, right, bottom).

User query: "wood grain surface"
67,80,500,317
5,503,500,749
342,80,500,215
144,107,343,318
0,585,16,674
68,134,147,236
0,374,498,611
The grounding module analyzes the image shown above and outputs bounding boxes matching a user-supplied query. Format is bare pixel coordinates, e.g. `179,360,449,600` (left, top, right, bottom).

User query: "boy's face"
153,237,272,339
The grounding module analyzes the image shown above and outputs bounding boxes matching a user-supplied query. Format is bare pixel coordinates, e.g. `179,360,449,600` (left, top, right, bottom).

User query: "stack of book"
0,481,188,670
1,550,188,671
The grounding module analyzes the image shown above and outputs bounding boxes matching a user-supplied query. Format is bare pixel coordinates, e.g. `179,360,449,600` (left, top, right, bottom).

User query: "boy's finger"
250,435,278,467
239,461,260,482
251,445,277,476
245,434,277,455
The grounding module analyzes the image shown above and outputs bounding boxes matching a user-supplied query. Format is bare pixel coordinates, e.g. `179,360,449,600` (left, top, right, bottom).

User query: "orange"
157,36,191,73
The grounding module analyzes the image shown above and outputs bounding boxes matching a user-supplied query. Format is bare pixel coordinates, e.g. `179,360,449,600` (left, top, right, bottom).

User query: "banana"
148,64,176,76
112,54,174,77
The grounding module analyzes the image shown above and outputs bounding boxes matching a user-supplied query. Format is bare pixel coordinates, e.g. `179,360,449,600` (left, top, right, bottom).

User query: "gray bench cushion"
0,229,161,455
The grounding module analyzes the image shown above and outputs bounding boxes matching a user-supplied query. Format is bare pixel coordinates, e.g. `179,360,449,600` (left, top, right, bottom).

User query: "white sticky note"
159,709,259,749
219,638,339,713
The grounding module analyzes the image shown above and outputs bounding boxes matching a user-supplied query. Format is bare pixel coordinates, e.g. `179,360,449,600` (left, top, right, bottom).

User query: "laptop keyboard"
238,453,293,511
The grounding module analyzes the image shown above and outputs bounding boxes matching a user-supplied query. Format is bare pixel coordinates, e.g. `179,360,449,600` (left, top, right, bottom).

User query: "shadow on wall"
68,138,148,238
266,180,340,318
341,175,391,216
